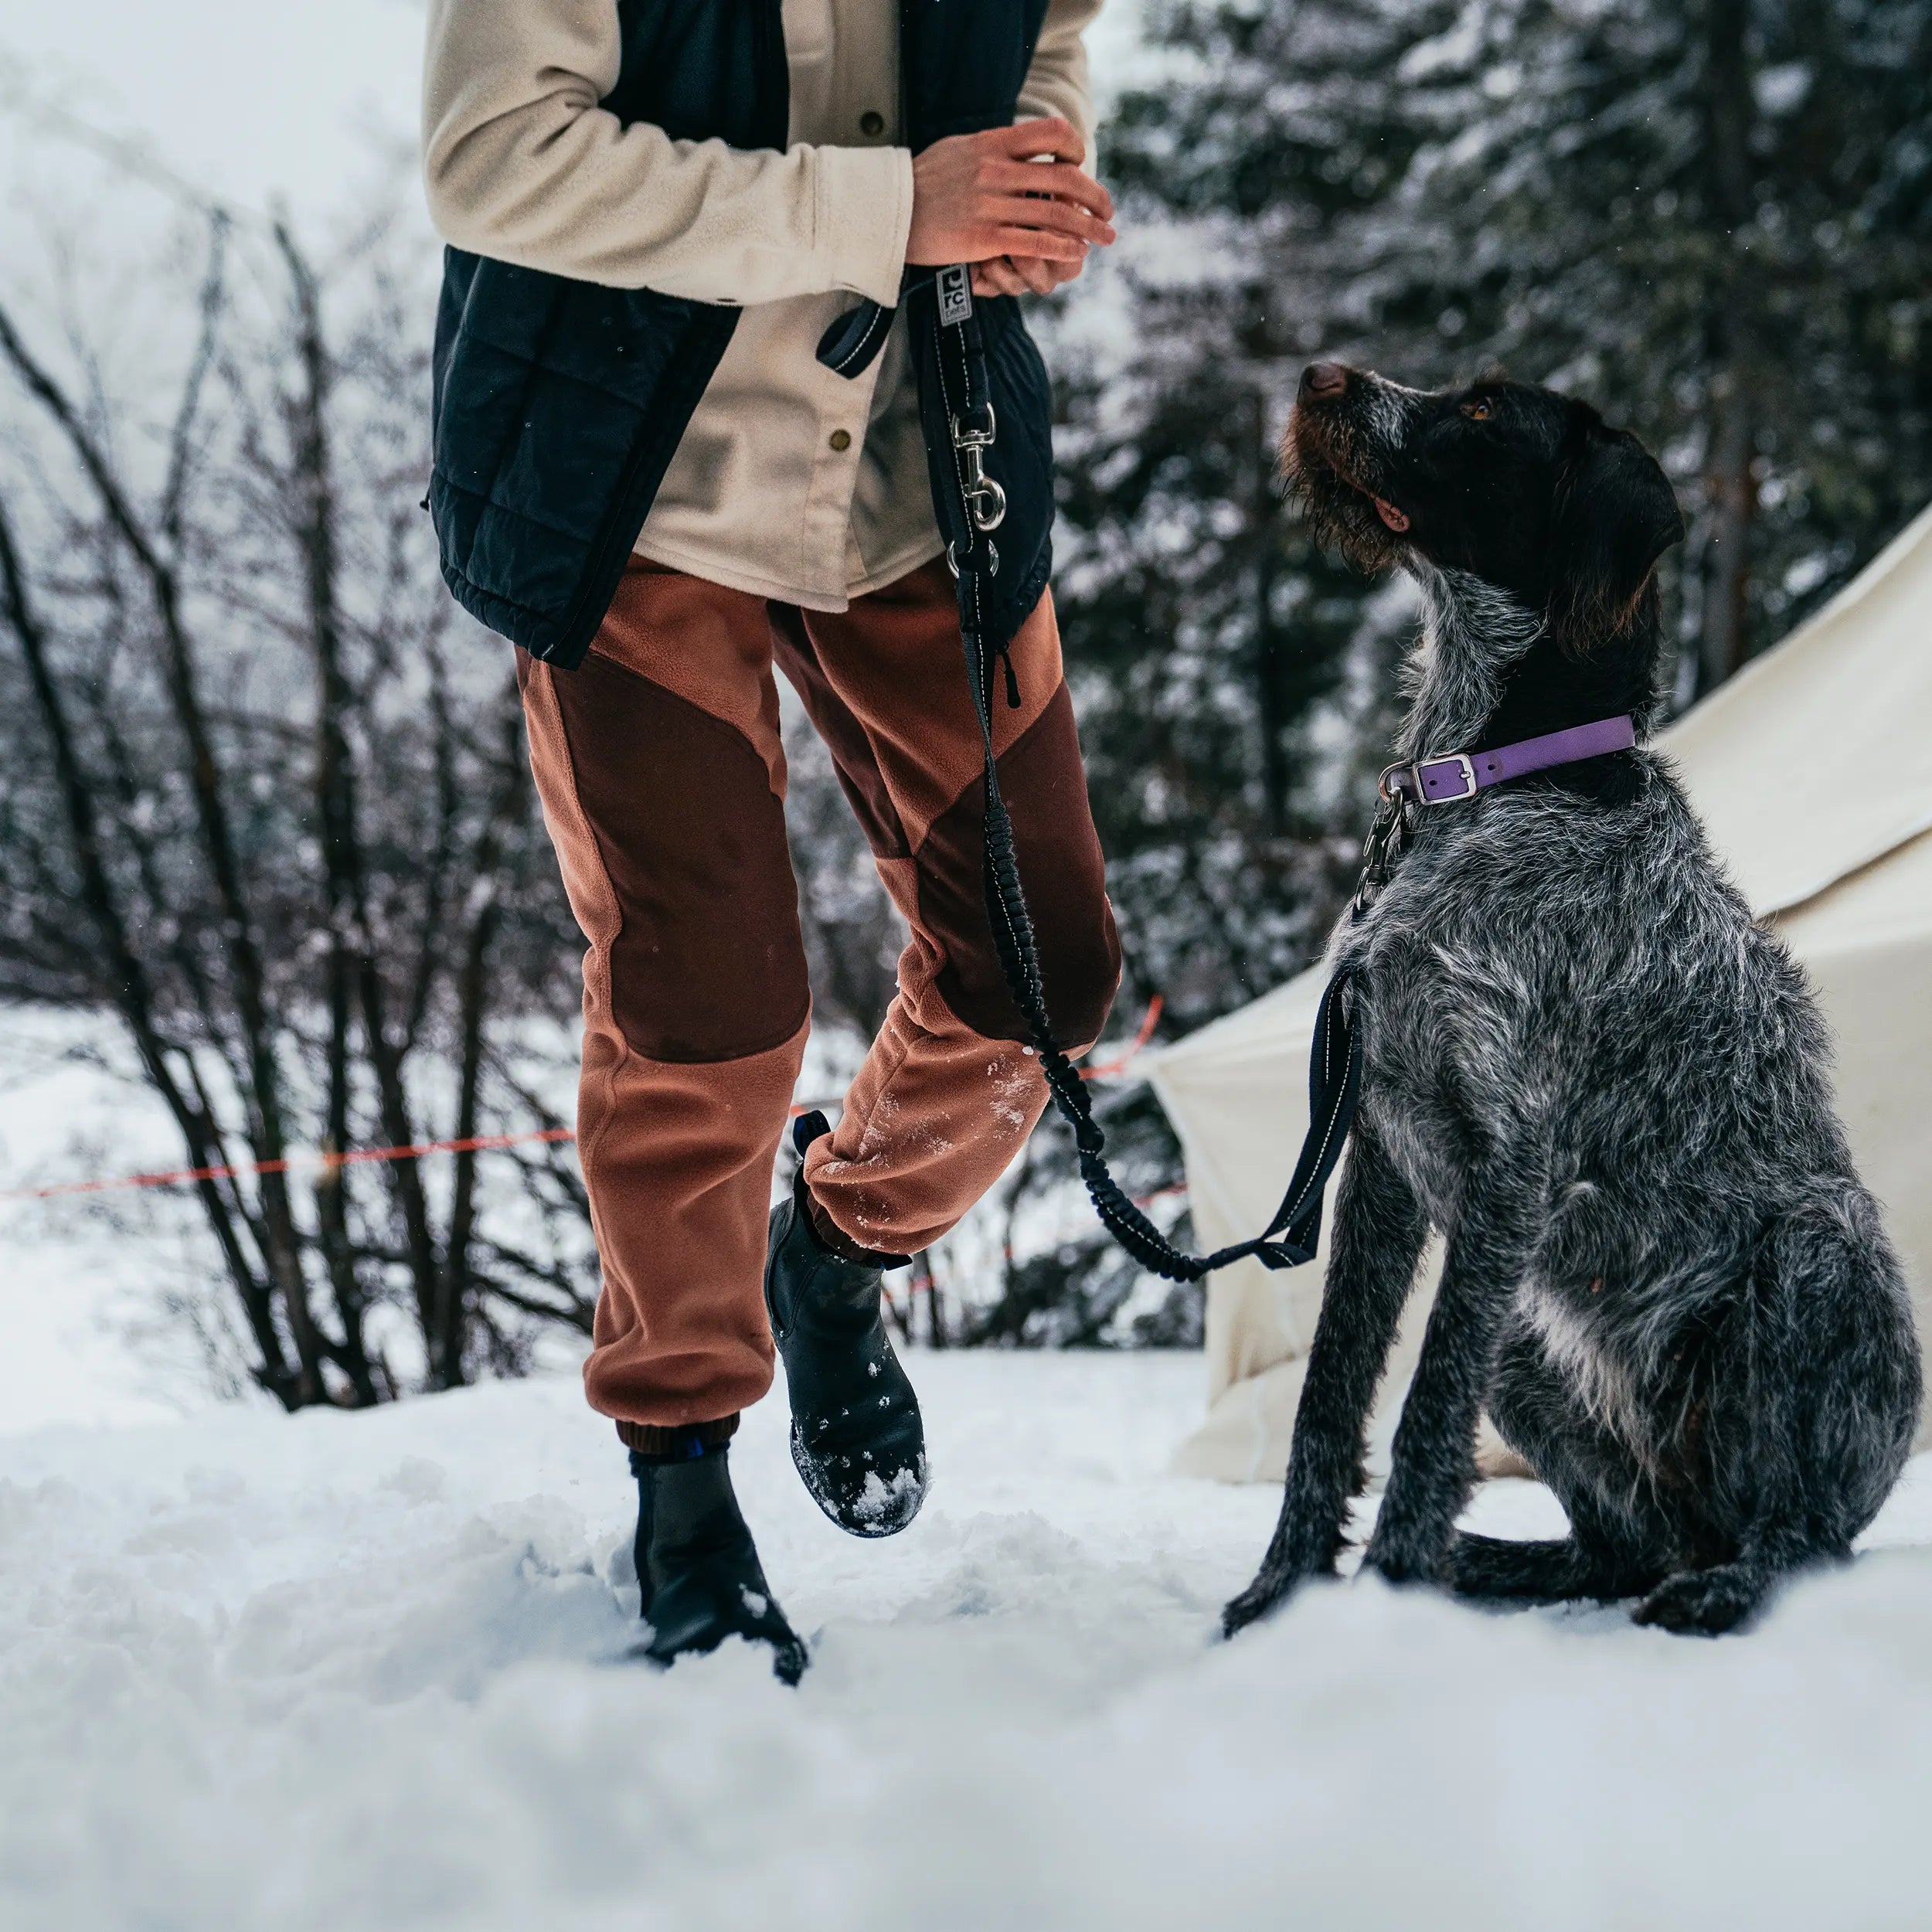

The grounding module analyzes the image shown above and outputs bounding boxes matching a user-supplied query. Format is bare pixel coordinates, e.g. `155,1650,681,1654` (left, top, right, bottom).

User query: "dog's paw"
1357,1530,1447,1592
1631,1563,1764,1636
1221,1566,1304,1639
1356,1551,1437,1591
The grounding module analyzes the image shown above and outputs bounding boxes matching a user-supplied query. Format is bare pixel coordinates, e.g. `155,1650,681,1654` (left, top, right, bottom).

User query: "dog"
1223,362,1921,1638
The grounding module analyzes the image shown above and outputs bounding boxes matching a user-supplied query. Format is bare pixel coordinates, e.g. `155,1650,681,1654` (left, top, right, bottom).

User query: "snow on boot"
629,1443,808,1685
766,1112,928,1538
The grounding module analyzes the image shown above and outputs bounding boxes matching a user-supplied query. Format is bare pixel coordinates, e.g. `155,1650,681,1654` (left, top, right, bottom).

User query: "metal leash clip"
1350,794,1412,919
951,404,1007,533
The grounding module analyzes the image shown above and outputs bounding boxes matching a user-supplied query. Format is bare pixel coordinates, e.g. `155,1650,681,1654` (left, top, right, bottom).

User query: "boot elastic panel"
766,1114,929,1539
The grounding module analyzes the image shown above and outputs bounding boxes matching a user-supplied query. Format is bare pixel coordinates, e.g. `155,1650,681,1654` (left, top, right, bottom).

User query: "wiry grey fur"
1224,366,1920,1638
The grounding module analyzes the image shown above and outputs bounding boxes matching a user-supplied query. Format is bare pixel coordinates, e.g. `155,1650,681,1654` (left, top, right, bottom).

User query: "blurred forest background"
1,0,1927,1408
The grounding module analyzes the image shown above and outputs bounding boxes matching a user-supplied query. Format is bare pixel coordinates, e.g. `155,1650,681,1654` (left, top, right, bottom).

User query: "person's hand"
971,253,1088,298
906,117,1114,281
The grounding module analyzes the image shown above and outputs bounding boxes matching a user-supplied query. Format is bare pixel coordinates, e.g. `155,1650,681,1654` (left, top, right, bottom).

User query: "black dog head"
1284,362,1684,648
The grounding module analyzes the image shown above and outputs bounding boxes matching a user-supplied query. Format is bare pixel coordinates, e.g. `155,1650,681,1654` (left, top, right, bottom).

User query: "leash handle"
929,274,1361,1285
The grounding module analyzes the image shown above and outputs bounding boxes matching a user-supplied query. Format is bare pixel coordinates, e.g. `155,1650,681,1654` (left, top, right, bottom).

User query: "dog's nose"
1301,361,1349,398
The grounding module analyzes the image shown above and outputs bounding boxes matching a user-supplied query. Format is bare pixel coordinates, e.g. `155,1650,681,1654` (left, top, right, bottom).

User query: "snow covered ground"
5,1352,1932,1931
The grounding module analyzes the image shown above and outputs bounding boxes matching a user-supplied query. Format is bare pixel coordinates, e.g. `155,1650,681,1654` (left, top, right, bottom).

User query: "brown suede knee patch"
917,682,1121,1045
552,648,811,1063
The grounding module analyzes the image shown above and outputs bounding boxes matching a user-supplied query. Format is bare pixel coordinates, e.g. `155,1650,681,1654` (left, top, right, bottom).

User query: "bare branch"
161,212,231,553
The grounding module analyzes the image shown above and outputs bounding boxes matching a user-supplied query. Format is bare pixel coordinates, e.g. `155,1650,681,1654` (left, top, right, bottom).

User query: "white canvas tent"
1150,502,1932,1482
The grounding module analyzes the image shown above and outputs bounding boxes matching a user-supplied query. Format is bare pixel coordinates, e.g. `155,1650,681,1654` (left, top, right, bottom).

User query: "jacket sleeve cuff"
813,143,915,308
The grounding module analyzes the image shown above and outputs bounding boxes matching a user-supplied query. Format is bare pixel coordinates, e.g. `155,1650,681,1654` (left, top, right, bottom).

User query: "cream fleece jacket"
423,0,1101,608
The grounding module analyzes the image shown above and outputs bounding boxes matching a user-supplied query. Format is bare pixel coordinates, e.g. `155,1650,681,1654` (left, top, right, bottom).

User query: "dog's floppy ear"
1550,429,1685,642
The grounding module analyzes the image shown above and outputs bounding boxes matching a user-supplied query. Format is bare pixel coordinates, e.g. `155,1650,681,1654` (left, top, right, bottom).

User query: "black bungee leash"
920,266,1383,1284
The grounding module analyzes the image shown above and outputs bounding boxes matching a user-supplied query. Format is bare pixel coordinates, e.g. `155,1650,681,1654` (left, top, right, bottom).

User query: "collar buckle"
1379,751,1478,806
1413,751,1478,804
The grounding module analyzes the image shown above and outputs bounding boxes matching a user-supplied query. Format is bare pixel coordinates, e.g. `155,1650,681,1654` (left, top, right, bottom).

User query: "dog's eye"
1461,400,1493,421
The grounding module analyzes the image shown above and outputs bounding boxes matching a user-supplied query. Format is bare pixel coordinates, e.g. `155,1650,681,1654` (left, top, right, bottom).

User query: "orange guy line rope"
3,1000,1165,1203
1078,992,1163,1080
2,1128,580,1202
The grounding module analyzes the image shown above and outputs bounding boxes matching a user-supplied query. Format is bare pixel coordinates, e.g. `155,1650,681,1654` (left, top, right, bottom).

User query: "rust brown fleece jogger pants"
519,556,1121,1444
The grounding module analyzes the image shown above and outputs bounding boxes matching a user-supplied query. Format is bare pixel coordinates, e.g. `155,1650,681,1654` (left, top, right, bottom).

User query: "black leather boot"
629,1442,808,1685
765,1112,928,1538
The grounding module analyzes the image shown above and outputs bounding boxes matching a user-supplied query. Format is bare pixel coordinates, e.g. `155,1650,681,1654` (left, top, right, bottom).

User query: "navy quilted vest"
429,0,1055,669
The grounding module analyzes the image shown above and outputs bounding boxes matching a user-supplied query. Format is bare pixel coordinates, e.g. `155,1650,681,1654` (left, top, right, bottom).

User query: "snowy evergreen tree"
1085,0,1931,702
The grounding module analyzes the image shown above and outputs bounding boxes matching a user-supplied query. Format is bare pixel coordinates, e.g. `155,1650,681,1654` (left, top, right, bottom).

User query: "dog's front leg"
1360,1152,1545,1589
1223,1125,1428,1638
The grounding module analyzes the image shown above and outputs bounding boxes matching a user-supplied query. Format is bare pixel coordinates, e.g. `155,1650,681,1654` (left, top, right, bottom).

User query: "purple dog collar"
1379,714,1637,807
